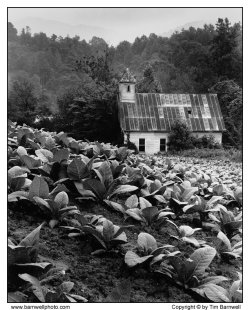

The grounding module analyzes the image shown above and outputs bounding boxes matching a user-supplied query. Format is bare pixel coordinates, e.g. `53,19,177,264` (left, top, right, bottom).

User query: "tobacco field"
8,121,242,303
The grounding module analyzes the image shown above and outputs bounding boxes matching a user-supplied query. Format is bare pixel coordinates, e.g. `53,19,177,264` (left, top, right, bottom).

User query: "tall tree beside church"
56,54,122,143
210,18,242,86
136,64,162,93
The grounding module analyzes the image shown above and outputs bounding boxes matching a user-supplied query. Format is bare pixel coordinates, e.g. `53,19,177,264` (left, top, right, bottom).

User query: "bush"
126,141,139,154
167,120,192,151
167,120,222,151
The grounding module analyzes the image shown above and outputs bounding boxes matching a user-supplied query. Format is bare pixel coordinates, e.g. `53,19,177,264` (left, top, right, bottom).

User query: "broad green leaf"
207,195,223,207
137,232,157,253
104,200,125,214
169,256,196,284
139,197,152,209
125,209,143,222
217,231,231,251
183,204,197,213
141,206,159,224
202,283,230,302
102,219,115,241
49,184,69,197
82,179,106,200
112,225,131,240
35,149,53,163
124,251,153,267
182,187,198,202
67,158,87,180
21,155,42,169
44,136,56,150
33,197,51,211
190,246,216,276
69,140,80,153
199,276,229,285
213,184,228,196
8,291,28,302
125,195,139,209
182,237,200,247
15,262,51,271
19,223,44,247
98,161,114,189
58,281,74,294
17,146,28,157
67,294,88,302
109,185,138,198
8,191,29,202
8,166,29,181
179,226,201,237
53,148,70,163
29,176,49,199
54,191,69,208
18,273,45,302
154,195,167,203
81,226,106,249
234,187,242,205
151,245,174,257
49,219,59,229
116,146,128,161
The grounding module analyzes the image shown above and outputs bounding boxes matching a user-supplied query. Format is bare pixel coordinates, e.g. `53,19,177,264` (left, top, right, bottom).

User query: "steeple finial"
120,68,136,83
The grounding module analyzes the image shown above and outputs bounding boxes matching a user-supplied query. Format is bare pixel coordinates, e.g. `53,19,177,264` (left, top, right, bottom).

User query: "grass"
168,148,242,162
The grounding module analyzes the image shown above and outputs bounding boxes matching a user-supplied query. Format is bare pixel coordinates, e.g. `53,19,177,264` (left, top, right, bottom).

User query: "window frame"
127,85,131,92
160,138,166,152
139,138,145,152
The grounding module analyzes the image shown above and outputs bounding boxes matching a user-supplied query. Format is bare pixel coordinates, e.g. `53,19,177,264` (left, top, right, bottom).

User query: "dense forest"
7,18,242,147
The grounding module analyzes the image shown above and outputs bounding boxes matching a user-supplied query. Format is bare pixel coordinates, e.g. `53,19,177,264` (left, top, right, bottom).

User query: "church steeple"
119,68,136,103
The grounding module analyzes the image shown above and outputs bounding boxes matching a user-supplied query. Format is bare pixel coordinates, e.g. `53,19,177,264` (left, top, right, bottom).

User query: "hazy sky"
8,8,242,45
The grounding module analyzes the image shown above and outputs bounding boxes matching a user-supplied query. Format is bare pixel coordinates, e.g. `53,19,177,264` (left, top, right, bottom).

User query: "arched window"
127,85,130,92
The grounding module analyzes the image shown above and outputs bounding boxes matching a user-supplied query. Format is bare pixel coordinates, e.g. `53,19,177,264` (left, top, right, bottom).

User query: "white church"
117,69,225,154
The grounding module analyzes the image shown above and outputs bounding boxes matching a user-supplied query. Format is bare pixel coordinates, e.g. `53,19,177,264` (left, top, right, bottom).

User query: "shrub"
127,141,139,154
167,120,192,151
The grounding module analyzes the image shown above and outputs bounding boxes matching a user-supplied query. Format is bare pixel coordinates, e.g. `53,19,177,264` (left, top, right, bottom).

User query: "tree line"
8,18,242,147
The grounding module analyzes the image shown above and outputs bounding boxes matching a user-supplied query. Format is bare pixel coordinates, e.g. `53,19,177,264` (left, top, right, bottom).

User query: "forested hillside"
7,18,242,147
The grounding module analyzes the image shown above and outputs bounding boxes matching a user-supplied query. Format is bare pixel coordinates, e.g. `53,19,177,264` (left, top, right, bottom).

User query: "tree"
8,22,18,41
56,54,122,143
8,77,38,125
136,64,162,93
210,18,242,85
209,80,242,148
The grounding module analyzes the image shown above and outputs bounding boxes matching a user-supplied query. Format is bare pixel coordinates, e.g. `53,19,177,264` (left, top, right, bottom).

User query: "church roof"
120,68,136,83
118,93,225,132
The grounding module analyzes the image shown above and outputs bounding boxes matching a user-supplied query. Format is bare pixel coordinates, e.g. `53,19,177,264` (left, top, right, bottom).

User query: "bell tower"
119,68,136,103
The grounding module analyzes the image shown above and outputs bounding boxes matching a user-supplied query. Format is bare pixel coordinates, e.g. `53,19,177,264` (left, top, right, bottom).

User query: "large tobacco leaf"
28,176,49,200
189,246,216,276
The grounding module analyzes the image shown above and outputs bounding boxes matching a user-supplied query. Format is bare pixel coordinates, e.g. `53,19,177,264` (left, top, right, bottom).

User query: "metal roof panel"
118,93,224,132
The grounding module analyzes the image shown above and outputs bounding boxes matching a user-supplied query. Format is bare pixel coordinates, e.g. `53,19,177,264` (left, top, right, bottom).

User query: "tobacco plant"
215,231,242,260
18,274,87,302
125,232,179,269
156,246,217,289
33,191,79,228
62,214,131,253
192,272,242,302
166,222,205,247
8,223,51,290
